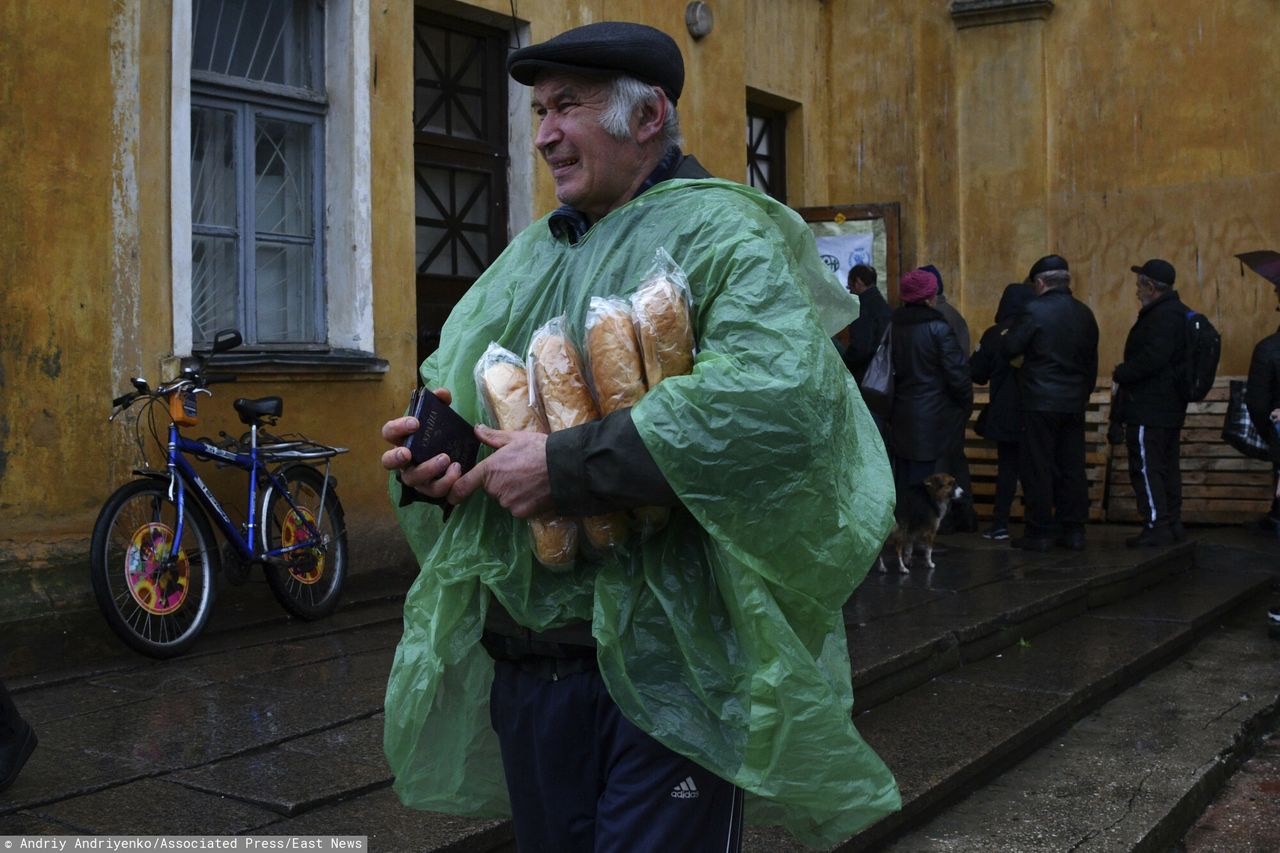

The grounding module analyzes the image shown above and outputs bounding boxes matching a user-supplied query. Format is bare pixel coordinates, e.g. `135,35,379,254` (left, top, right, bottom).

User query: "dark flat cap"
507,22,684,102
1027,254,1069,281
1130,258,1175,286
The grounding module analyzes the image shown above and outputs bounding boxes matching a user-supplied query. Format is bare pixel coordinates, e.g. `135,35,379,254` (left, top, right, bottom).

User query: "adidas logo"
670,776,700,799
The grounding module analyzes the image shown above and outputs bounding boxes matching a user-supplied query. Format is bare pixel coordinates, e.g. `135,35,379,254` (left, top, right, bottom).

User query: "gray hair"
1036,270,1072,290
599,76,683,149
1138,274,1171,291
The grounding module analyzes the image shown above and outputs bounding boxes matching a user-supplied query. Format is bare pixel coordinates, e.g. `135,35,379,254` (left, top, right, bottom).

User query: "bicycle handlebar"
109,328,243,415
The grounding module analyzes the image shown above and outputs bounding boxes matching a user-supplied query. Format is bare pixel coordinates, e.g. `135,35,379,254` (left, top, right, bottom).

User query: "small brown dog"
878,473,964,573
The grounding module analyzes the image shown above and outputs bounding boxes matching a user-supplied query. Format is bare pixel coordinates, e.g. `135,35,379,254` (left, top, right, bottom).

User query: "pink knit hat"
899,268,938,304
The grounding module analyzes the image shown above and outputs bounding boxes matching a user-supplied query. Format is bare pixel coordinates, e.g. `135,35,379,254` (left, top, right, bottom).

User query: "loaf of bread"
475,343,577,567
530,326,598,432
632,275,696,388
582,300,673,543
585,297,647,414
530,323,629,550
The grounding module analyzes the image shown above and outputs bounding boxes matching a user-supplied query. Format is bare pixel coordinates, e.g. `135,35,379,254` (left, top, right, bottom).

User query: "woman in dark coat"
970,283,1034,539
888,269,973,488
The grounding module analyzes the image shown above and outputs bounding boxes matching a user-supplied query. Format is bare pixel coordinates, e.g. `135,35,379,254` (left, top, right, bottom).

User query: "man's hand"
380,387,462,500
449,425,553,518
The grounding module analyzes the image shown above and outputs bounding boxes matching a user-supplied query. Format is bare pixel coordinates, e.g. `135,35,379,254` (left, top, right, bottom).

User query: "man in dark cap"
380,21,897,852
1004,255,1100,551
1112,259,1191,547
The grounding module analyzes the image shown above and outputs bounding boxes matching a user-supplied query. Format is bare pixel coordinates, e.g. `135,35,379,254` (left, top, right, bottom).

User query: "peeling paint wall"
0,3,116,530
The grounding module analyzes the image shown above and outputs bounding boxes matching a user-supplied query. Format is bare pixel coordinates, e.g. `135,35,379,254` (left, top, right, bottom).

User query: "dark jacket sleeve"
546,407,680,515
937,323,974,409
1113,306,1182,387
1245,336,1280,451
1003,311,1035,358
843,318,884,378
970,325,1000,385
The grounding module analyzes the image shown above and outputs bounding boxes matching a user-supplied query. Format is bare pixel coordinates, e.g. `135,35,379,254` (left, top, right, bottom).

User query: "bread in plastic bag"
584,296,648,414
474,342,578,567
529,319,629,551
632,247,696,388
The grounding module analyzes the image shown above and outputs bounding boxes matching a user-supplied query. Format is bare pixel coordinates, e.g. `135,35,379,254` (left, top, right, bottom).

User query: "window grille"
190,0,325,348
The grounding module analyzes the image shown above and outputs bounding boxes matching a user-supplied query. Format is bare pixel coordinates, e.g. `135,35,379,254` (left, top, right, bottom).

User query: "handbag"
859,324,893,420
1221,379,1273,461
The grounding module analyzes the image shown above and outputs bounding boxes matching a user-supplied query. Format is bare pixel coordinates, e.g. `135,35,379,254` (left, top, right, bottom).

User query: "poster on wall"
814,231,875,282
799,204,901,304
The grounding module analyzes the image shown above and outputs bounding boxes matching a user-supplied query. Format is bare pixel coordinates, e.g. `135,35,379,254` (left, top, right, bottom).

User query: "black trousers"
992,440,1022,527
489,661,744,853
1019,411,1088,537
1126,424,1183,529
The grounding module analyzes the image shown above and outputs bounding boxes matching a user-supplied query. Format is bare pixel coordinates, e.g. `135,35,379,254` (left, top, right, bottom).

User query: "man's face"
1136,276,1158,306
532,74,645,221
848,276,868,295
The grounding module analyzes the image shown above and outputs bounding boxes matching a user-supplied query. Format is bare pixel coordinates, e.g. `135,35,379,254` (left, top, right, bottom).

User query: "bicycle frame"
161,422,330,565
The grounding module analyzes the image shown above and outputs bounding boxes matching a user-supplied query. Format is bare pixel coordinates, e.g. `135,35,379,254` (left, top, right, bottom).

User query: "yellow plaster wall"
4,0,1278,553
1044,0,1280,374
0,2,116,532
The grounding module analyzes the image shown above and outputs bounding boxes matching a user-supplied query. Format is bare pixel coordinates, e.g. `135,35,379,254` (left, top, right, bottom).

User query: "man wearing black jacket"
1114,259,1189,547
1004,255,1100,551
842,264,891,384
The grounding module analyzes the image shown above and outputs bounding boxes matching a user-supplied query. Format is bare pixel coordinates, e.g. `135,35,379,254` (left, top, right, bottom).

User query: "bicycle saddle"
233,396,283,425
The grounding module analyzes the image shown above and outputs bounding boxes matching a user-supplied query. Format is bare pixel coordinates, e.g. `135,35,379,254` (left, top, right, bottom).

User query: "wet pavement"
1,524,1277,851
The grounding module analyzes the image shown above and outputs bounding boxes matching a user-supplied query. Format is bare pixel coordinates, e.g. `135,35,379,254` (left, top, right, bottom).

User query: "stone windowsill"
950,0,1054,29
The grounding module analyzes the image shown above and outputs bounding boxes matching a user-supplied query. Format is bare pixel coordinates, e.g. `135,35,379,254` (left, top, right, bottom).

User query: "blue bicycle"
90,330,349,657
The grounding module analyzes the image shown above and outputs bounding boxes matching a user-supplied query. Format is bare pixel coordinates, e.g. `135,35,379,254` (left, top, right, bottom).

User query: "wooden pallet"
1105,377,1276,524
963,384,1112,523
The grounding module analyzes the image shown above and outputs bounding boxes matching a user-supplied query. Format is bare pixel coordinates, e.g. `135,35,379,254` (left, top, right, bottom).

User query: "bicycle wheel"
90,479,218,658
261,465,347,620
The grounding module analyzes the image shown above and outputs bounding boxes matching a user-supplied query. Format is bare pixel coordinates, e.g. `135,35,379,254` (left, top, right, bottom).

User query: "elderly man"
1113,259,1191,547
1004,255,1100,551
379,22,897,852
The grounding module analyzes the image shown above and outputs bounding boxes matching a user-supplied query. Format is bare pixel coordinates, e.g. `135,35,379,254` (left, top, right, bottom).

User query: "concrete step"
740,542,1276,851
878,601,1280,852
4,530,1273,853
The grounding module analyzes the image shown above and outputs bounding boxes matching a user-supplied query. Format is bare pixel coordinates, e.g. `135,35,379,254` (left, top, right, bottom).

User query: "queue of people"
845,252,1280,551
376,19,1280,851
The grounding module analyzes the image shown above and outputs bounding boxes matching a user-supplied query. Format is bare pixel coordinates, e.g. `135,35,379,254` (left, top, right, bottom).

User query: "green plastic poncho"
384,178,900,846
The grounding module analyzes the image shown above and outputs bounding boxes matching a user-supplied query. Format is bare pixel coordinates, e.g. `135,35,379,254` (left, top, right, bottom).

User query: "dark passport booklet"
403,387,481,472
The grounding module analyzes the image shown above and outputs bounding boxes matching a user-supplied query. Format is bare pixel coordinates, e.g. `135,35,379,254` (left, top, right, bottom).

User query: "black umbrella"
1236,250,1280,287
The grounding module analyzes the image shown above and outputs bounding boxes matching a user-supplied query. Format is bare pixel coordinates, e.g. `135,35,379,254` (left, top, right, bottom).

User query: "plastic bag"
1222,379,1273,461
474,342,578,566
859,325,893,421
583,296,670,539
584,296,647,414
632,248,696,388
529,319,629,551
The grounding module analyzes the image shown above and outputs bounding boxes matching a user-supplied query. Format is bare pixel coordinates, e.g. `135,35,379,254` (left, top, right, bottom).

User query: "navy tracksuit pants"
489,659,744,853
1126,424,1183,529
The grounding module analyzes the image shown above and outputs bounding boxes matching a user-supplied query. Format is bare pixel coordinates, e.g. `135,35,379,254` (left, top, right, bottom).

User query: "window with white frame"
190,0,327,348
